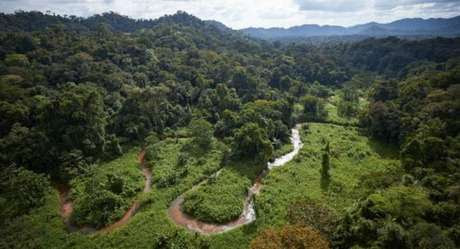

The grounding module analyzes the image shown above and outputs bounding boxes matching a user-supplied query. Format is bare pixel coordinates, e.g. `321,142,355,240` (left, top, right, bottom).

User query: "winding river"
168,124,303,234
57,124,302,234
57,149,152,234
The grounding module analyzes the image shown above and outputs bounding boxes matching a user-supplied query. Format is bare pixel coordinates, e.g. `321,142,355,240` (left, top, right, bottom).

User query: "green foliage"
232,122,273,163
367,186,431,221
0,10,459,249
320,142,331,191
146,137,225,188
250,225,330,249
361,100,401,143
337,87,360,118
301,95,327,121
256,123,400,237
183,169,251,223
408,222,455,249
273,141,294,158
70,149,143,228
333,185,440,249
323,92,365,126
4,53,30,67
146,139,187,188
355,62,460,248
0,167,50,220
189,118,214,151
287,199,337,238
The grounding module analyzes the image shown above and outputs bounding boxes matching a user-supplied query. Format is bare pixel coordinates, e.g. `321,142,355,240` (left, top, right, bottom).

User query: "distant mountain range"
241,16,460,40
2,11,460,42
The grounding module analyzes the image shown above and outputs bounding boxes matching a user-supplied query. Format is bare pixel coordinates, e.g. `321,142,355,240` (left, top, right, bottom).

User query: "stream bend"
168,124,303,234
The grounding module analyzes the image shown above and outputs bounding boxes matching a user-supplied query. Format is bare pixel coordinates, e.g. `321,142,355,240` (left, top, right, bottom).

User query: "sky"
1,0,460,29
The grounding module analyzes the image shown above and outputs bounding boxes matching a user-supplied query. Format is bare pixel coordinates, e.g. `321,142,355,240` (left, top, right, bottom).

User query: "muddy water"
56,149,152,234
168,124,303,234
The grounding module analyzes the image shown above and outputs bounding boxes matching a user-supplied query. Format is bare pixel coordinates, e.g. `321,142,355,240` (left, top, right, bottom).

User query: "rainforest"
1,10,460,249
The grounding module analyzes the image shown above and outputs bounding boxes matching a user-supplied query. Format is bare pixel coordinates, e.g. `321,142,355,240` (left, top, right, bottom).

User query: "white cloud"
0,0,459,28
373,0,459,10
295,0,367,12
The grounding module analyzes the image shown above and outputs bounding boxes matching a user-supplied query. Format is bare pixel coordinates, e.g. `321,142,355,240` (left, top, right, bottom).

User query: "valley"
1,10,459,249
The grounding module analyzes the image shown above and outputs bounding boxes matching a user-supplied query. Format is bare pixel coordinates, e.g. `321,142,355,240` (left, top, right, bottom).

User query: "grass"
255,123,401,228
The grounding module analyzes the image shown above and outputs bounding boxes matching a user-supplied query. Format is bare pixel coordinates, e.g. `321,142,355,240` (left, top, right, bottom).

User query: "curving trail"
57,149,152,234
168,124,303,234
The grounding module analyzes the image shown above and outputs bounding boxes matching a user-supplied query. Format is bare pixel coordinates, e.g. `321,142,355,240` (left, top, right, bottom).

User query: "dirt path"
56,149,152,234
168,124,303,234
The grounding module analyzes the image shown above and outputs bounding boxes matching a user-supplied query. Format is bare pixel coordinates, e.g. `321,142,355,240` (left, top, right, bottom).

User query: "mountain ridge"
241,15,460,40
1,11,459,41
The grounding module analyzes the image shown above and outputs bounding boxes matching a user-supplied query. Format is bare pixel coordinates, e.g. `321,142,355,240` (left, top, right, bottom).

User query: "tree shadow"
367,138,400,160
225,158,267,182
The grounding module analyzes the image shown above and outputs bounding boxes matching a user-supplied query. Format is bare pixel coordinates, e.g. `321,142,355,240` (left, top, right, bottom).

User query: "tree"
363,101,400,143
408,222,456,249
333,186,434,249
41,84,108,158
189,118,213,151
337,87,359,118
0,166,50,220
231,66,258,99
302,95,327,121
320,141,331,190
214,109,239,138
371,80,398,102
4,53,29,67
232,122,273,162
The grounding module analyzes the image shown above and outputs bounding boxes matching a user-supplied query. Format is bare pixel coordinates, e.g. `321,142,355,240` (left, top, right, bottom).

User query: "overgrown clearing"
70,149,144,228
256,123,401,227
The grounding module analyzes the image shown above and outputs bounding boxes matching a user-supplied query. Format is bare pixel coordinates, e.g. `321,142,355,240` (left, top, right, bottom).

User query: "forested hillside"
1,11,459,249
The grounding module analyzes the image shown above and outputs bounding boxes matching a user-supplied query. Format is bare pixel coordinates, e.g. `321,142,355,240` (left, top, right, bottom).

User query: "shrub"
0,166,49,220
408,222,455,249
70,151,143,228
250,225,330,249
287,200,337,238
182,169,250,223
367,186,432,222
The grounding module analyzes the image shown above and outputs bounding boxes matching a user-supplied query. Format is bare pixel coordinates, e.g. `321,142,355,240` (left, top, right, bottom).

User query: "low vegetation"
256,123,401,227
70,149,144,228
250,225,330,249
183,168,251,223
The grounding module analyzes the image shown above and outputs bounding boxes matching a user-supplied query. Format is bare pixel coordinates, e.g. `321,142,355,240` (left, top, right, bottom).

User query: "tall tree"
320,141,331,191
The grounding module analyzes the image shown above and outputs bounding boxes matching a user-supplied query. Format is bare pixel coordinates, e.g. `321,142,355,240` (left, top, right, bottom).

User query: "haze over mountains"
241,16,460,40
